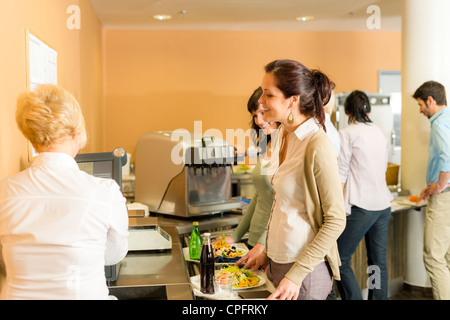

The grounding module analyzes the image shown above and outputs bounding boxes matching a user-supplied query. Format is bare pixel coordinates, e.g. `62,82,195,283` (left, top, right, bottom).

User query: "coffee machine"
134,131,243,217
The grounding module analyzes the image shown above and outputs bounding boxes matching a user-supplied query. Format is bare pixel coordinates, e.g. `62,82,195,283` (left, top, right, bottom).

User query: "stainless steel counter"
108,225,194,300
107,213,245,300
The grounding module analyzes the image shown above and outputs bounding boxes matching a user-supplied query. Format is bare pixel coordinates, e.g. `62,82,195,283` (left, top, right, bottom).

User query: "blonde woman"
0,84,128,300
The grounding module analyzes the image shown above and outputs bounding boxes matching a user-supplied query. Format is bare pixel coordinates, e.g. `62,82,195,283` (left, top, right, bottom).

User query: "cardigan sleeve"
231,191,257,242
285,131,346,286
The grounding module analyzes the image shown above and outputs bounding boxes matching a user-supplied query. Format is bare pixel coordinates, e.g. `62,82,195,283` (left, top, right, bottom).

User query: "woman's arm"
230,192,258,242
105,184,129,266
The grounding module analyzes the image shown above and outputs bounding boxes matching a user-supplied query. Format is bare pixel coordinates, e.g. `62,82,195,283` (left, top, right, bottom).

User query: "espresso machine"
134,131,243,217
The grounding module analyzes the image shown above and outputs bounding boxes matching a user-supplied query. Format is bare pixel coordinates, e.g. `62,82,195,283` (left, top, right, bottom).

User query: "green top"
231,160,273,247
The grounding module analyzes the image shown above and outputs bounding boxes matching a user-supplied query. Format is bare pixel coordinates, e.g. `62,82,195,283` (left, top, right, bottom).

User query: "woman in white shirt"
249,59,346,300
336,90,392,300
0,84,129,300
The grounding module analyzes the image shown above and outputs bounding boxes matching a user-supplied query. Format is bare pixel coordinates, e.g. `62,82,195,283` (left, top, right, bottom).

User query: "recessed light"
153,14,172,21
296,16,315,22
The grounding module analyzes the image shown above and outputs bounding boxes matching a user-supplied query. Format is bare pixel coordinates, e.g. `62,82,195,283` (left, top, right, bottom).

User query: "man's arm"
419,171,450,201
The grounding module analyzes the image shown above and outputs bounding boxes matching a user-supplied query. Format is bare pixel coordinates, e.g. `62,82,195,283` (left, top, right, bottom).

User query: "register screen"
77,160,113,180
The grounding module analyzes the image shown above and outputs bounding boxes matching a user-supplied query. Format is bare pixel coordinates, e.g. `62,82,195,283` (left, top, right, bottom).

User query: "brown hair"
247,86,263,137
413,81,447,106
344,90,372,124
264,59,335,131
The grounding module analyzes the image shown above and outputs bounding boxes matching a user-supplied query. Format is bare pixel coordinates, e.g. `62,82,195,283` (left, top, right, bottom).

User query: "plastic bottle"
200,232,215,294
189,221,202,261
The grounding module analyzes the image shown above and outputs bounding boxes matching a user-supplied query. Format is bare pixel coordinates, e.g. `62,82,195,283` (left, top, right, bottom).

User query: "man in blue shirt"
413,81,450,300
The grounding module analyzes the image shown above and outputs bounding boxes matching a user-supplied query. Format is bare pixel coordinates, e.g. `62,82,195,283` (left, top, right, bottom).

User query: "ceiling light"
296,16,315,22
153,14,172,21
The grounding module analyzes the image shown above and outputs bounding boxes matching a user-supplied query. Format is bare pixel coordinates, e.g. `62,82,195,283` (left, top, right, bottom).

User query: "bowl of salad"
213,235,247,263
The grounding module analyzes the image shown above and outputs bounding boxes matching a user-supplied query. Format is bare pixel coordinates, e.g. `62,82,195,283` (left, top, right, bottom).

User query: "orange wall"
0,0,104,179
104,30,401,160
0,3,401,179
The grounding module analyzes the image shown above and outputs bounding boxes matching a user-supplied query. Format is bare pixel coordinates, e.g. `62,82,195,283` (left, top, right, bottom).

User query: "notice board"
25,29,58,160
26,29,58,90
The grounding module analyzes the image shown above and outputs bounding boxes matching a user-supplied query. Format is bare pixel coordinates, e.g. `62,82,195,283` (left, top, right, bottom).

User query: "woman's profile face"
258,72,291,124
252,104,278,136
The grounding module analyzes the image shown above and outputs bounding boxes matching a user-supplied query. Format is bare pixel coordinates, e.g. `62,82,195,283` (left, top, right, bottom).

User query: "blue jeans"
336,206,391,300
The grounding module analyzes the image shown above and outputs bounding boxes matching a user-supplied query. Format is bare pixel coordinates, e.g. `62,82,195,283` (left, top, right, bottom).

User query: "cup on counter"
215,272,234,298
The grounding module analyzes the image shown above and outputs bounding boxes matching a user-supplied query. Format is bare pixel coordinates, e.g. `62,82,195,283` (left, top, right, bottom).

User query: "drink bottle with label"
200,232,215,294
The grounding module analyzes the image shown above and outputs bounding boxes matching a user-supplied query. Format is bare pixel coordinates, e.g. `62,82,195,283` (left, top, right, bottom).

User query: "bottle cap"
193,221,199,226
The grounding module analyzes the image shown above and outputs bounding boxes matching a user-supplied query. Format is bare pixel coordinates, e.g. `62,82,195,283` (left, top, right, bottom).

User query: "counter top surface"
108,214,245,300
108,225,194,300
391,195,427,212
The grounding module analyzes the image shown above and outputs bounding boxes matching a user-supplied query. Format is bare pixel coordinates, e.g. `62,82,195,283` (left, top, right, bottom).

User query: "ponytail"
311,70,335,132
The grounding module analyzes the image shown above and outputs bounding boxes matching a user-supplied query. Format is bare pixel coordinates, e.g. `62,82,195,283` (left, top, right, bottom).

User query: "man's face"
416,97,435,119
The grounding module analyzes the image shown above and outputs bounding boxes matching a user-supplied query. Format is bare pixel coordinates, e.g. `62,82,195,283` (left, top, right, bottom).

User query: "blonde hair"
16,84,87,151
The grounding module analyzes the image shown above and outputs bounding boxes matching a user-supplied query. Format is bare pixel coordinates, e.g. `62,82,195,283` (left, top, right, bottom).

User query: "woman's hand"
235,243,265,269
213,236,235,246
223,236,235,244
267,277,300,300
251,250,269,272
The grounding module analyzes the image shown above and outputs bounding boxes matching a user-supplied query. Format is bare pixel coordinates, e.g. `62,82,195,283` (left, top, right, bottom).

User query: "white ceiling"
89,0,402,31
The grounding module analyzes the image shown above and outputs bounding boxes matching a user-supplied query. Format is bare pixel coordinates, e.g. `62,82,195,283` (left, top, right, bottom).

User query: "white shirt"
266,119,319,263
0,153,129,300
338,122,393,214
325,113,340,157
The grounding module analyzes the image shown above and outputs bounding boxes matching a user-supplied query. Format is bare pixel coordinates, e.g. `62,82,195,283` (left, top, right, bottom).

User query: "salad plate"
190,268,266,300
215,266,265,290
183,242,248,264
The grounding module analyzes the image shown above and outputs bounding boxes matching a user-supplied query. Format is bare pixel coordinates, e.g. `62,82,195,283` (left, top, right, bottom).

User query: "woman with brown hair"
336,90,392,300
249,59,346,300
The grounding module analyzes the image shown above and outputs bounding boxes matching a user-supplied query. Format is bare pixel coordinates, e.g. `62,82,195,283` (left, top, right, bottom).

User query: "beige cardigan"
284,128,346,285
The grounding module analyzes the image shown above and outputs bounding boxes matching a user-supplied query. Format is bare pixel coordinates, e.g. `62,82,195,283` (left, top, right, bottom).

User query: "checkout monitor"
75,147,127,190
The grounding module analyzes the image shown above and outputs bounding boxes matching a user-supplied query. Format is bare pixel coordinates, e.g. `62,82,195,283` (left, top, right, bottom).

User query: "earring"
287,111,294,124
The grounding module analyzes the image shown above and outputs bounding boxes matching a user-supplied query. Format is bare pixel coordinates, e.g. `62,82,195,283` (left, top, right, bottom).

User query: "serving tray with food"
183,235,248,264
190,265,267,299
